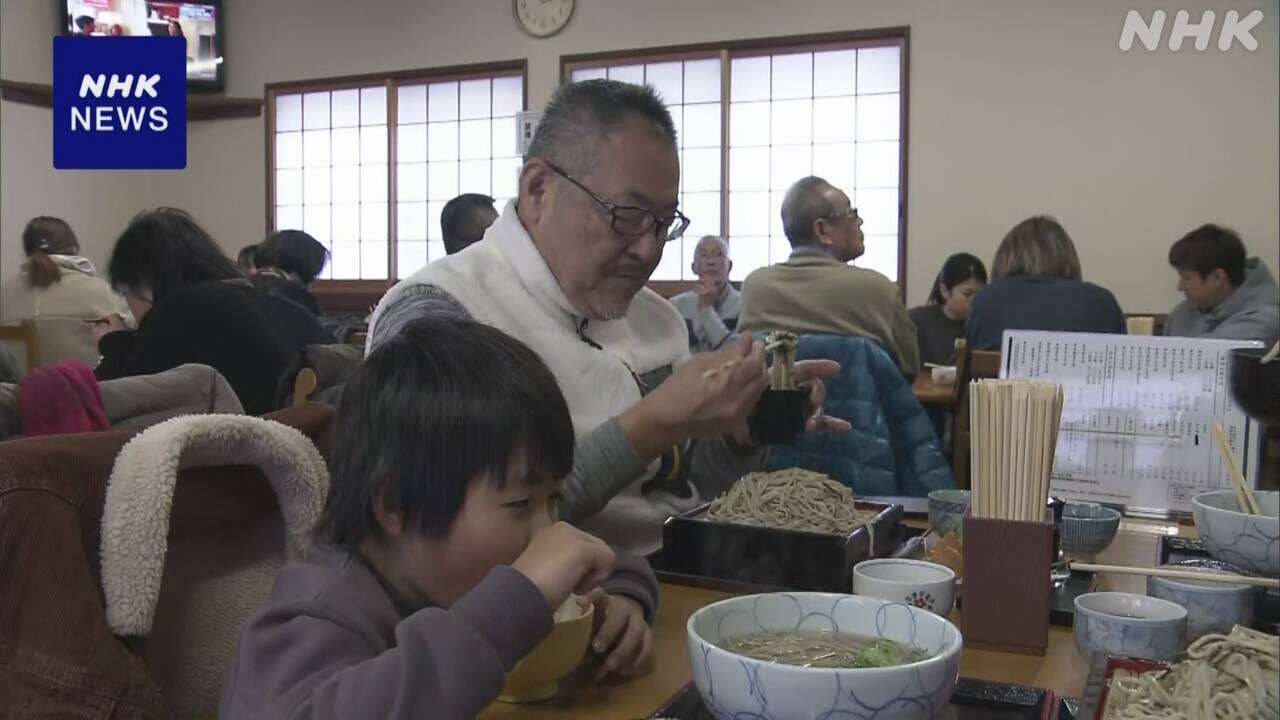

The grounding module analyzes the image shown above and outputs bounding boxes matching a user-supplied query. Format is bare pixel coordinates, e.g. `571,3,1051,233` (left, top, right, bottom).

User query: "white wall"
4,0,1277,313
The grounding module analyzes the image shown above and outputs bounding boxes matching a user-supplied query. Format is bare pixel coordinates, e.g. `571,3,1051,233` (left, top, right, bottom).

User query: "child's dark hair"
107,207,241,304
317,317,575,550
928,252,988,305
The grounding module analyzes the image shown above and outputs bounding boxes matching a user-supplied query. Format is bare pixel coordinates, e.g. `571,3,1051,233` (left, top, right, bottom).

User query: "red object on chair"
17,360,110,436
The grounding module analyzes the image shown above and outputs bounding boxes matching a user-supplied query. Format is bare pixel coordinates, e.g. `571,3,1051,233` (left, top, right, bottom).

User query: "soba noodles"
719,630,929,668
707,469,879,537
1105,625,1279,719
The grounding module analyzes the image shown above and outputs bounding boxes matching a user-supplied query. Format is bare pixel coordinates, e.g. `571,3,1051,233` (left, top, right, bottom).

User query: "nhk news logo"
53,36,186,169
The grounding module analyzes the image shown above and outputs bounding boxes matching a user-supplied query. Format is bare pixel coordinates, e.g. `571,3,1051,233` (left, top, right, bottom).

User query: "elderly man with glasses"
737,175,921,377
368,81,848,558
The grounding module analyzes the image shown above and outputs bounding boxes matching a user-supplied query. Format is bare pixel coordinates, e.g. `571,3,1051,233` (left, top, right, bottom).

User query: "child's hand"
583,588,653,679
512,522,614,609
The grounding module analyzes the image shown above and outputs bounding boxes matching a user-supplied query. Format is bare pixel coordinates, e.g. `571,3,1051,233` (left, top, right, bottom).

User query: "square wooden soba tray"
652,499,903,593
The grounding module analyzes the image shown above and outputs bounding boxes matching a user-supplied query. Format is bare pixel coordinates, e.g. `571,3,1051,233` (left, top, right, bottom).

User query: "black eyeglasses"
545,161,691,243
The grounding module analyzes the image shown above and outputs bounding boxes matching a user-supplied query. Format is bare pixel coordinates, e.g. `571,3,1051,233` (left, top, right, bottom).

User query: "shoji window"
267,64,526,282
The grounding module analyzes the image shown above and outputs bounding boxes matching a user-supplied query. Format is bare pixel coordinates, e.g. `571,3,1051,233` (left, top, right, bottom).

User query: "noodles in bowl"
687,593,962,720
720,630,930,668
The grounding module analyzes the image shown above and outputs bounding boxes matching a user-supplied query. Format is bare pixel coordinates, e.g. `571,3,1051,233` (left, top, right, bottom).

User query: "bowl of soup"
686,592,962,720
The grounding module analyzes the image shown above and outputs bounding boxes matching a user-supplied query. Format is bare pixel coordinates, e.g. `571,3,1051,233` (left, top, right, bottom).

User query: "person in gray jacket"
220,318,658,719
1165,224,1280,344
668,235,742,353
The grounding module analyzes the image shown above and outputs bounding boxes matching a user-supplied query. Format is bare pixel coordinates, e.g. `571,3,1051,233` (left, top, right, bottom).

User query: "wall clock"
513,0,574,38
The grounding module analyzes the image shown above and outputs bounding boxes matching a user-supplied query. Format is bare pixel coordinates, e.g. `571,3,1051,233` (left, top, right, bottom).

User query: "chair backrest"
950,338,969,405
0,321,37,377
970,350,1002,379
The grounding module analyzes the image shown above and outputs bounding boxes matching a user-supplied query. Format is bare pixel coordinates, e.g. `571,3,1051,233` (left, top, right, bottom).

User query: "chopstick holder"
962,511,1053,655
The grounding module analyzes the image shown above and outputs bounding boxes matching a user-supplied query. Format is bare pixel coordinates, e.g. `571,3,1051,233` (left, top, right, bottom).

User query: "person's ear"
813,218,833,249
517,158,555,227
371,483,407,538
726,258,733,276
1210,268,1228,287
939,283,951,301
690,259,699,277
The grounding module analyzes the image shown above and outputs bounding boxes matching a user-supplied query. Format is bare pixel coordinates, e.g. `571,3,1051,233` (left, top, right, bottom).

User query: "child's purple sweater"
219,547,658,719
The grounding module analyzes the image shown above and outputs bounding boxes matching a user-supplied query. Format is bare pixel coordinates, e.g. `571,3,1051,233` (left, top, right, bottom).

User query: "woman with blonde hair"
965,215,1124,350
0,216,130,371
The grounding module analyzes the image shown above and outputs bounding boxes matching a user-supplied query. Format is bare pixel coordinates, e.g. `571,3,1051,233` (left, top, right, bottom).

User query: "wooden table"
480,518,1195,719
912,373,955,406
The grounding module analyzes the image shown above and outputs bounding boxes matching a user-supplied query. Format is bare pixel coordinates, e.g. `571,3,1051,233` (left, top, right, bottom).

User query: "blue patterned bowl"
1192,490,1279,576
928,490,971,538
1073,592,1187,662
687,593,962,720
1147,561,1255,641
1061,503,1121,559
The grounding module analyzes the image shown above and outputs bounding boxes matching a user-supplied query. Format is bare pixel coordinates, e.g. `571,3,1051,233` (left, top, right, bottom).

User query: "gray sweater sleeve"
558,417,649,525
221,566,551,719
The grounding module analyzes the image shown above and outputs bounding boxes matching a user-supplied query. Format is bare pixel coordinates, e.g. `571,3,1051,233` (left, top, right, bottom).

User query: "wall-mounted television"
61,0,224,92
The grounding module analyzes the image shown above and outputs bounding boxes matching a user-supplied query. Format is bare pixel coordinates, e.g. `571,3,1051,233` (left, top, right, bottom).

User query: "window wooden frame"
561,28,910,296
264,60,527,306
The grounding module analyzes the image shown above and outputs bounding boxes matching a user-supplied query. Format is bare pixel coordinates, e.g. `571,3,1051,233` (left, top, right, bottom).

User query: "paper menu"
999,331,1263,514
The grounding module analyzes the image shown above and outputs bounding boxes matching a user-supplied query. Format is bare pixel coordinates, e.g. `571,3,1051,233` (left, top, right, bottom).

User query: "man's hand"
694,276,718,310
792,359,852,433
620,336,769,459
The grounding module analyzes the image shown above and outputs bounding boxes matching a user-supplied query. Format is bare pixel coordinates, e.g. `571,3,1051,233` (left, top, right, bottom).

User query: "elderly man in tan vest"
737,176,920,377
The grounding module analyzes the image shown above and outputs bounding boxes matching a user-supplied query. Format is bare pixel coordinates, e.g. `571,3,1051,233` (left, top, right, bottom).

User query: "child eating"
220,317,658,718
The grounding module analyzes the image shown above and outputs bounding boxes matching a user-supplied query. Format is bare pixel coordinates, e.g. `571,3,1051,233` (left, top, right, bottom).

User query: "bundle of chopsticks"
970,379,1065,522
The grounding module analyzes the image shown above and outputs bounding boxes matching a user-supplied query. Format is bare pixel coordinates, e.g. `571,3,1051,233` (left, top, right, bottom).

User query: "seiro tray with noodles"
654,469,903,593
1080,625,1279,720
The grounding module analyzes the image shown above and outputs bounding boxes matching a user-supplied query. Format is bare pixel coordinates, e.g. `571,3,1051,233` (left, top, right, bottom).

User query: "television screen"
62,1,223,90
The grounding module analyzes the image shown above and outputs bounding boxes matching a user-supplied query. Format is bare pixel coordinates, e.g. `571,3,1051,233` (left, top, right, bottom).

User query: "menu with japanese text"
999,331,1263,514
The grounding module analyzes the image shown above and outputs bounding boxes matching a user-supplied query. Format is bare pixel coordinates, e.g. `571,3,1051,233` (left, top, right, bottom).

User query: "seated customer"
1,216,131,369
966,216,1124,350
738,176,920,377
253,230,328,315
221,317,657,718
668,235,741,352
441,193,499,255
95,208,328,415
909,253,987,366
1164,224,1280,344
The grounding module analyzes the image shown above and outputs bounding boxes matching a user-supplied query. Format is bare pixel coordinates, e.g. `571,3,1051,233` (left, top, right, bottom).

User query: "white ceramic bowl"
852,559,957,616
687,593,962,720
1146,561,1255,641
1073,592,1187,662
1192,490,1279,576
